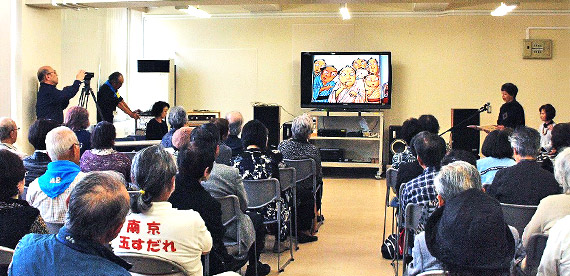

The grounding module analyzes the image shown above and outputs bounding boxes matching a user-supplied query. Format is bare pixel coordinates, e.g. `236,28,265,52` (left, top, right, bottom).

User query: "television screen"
301,52,391,110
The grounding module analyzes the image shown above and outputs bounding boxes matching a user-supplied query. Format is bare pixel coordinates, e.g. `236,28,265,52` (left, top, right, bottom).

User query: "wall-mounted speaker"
253,105,280,148
388,125,405,164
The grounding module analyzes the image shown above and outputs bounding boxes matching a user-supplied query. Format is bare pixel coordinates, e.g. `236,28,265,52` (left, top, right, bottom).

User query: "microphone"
486,102,492,113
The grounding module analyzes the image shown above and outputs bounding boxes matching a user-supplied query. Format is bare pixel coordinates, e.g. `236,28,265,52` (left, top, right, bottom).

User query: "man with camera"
96,72,140,123
36,66,86,124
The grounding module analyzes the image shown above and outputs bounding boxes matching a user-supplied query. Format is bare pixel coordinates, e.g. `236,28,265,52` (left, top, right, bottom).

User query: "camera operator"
36,66,86,124
97,72,140,123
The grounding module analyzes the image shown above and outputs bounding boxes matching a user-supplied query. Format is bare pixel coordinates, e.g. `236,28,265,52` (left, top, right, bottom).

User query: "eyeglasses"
69,143,83,150
11,127,20,132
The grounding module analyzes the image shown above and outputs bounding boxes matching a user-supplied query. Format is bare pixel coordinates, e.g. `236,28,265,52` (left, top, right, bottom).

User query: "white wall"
140,14,570,161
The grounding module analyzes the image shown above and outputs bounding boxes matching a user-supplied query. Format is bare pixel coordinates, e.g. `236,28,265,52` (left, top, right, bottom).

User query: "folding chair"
279,167,298,250
215,195,244,258
398,203,424,275
0,246,14,276
383,167,398,242
115,252,189,276
500,203,538,238
282,159,322,230
525,233,549,275
243,178,293,272
45,222,64,234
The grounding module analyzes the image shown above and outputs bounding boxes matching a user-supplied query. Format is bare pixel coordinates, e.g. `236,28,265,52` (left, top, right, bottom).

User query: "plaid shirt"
400,166,439,214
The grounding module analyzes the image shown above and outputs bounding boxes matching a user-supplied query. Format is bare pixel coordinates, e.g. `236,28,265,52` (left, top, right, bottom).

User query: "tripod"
78,78,106,121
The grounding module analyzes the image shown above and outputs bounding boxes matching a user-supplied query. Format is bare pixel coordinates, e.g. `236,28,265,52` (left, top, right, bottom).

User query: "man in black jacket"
36,66,85,124
488,126,561,205
96,72,140,123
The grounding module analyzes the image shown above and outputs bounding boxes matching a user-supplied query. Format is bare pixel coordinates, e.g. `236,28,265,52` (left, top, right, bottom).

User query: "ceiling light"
340,4,351,20
182,6,211,18
491,2,517,16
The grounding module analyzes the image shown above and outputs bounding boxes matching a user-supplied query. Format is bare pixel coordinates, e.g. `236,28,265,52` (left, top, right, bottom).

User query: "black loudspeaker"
388,125,406,164
254,105,280,148
282,122,292,141
451,109,480,156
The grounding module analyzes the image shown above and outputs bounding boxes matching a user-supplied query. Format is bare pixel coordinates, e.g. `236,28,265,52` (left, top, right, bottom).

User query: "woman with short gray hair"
277,113,320,243
160,106,188,148
112,145,213,275
522,147,570,249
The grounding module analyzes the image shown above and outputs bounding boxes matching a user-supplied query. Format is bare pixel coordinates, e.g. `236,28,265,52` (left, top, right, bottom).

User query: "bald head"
37,66,58,85
0,117,17,143
66,171,130,243
172,127,194,150
225,111,243,136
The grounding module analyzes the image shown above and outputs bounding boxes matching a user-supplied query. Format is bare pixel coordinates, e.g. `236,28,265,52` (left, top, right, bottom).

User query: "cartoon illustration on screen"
329,66,365,103
313,59,326,77
367,58,379,76
312,66,338,102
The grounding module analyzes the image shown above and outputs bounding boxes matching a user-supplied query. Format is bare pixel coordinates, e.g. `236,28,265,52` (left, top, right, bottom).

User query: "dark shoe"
298,233,318,244
245,262,271,276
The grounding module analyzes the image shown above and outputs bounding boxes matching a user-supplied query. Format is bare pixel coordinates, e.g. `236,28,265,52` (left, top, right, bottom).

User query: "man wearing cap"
406,161,518,276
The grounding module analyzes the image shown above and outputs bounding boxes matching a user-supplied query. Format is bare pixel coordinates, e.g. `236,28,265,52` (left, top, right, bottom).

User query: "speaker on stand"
388,125,406,164
253,105,281,149
450,109,480,156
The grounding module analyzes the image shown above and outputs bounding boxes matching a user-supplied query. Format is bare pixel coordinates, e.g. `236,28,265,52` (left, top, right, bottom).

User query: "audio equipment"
253,105,281,148
137,60,171,73
388,125,405,164
317,129,347,137
451,109,480,156
186,110,220,127
319,148,345,162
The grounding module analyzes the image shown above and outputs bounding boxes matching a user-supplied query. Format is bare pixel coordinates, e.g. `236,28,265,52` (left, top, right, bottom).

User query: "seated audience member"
10,171,132,275
277,113,321,240
396,115,441,193
392,118,422,169
27,126,85,224
232,120,294,245
161,106,188,148
440,149,477,167
537,214,570,276
538,104,556,153
418,114,440,135
23,119,59,186
145,101,170,140
0,117,25,159
399,131,446,229
165,126,193,161
64,106,91,155
522,147,570,247
212,118,233,166
225,111,244,157
0,150,48,250
541,122,570,173
169,143,242,275
112,145,213,275
407,161,515,276
487,126,561,205
477,129,516,185
196,124,270,275
80,121,131,181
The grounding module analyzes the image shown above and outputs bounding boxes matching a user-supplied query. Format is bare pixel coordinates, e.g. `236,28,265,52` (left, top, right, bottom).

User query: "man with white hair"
26,126,85,224
225,111,243,157
488,126,561,205
406,161,516,276
0,117,26,159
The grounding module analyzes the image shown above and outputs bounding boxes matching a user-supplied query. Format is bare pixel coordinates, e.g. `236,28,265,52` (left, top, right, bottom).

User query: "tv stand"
309,111,384,178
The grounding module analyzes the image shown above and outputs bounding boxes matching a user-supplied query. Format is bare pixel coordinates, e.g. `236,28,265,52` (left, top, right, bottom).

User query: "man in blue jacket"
36,66,85,124
9,171,132,276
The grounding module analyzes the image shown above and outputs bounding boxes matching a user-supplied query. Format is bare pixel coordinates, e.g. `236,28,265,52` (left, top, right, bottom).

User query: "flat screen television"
301,52,392,110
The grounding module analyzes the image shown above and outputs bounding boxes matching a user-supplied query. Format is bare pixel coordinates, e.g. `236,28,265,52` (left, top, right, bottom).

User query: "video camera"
85,72,95,80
